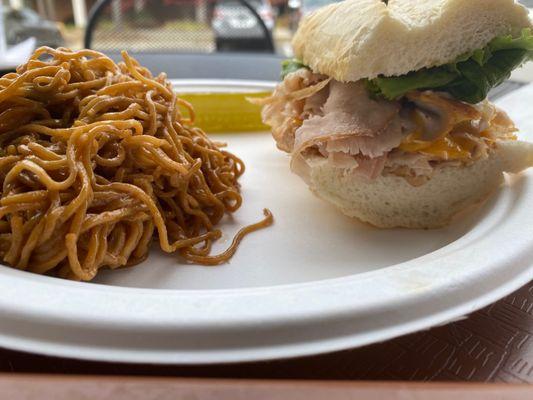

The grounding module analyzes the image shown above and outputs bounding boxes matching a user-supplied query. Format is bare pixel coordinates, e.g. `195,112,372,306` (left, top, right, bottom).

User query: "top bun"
292,0,532,82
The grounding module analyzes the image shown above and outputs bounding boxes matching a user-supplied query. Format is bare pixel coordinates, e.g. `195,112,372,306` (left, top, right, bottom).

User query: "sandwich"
255,0,533,228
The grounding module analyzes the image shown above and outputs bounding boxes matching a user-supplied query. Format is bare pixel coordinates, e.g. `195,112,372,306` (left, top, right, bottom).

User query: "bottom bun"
307,141,533,229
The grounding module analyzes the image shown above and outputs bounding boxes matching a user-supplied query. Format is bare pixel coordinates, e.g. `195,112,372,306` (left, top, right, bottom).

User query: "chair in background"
84,0,275,53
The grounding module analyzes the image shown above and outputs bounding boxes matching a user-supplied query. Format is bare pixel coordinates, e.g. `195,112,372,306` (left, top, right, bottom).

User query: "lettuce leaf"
368,28,533,103
365,67,457,100
280,59,309,79
281,29,533,103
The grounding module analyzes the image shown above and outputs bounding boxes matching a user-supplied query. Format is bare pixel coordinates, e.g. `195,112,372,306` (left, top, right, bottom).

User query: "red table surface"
0,280,532,382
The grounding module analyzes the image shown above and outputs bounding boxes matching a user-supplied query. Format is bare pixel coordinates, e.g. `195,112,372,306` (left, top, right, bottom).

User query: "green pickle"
176,91,271,133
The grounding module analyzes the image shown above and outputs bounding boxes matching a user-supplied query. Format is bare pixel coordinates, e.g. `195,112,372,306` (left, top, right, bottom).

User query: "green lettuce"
280,59,309,79
369,28,533,103
281,28,533,104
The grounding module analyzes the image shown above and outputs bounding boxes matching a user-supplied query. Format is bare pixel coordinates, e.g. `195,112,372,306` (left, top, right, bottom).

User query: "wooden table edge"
0,374,531,399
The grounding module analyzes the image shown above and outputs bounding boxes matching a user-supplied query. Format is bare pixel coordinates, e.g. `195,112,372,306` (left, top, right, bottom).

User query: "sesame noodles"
0,47,272,281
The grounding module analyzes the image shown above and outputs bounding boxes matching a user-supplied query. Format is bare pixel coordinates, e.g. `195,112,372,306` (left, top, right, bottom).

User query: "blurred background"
0,0,344,56
0,0,531,58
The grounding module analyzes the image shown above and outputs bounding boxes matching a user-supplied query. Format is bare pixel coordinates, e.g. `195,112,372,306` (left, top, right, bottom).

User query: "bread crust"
306,141,533,228
292,0,532,82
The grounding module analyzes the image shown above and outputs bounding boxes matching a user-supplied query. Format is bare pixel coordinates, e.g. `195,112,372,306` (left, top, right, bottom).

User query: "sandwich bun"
306,141,533,228
292,0,532,82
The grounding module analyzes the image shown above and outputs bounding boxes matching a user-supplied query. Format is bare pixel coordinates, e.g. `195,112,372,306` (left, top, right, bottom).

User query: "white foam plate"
0,80,532,364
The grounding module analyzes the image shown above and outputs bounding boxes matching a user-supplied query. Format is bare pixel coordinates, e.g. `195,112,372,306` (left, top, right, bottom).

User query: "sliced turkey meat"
252,69,330,152
351,155,388,181
293,81,401,151
384,151,435,186
322,118,408,158
291,81,410,180
258,69,519,184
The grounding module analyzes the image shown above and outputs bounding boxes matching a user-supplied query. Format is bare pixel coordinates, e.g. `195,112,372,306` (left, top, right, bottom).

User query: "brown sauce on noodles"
0,47,272,281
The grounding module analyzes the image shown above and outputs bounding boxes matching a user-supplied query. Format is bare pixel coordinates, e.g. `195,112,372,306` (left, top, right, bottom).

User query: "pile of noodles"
0,47,272,281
